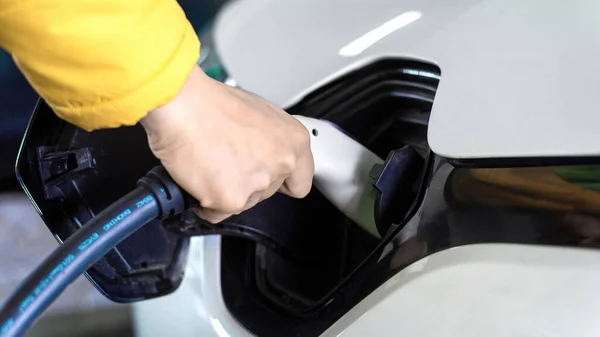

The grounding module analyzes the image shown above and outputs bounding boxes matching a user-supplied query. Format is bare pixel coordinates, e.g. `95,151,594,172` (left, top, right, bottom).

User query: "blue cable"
0,166,188,337
0,187,158,337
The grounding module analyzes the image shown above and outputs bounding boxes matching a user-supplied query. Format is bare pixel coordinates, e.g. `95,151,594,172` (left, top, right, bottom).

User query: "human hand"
140,65,314,223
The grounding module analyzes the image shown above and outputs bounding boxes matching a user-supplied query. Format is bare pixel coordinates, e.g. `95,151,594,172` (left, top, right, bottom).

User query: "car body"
12,0,600,336
131,0,600,336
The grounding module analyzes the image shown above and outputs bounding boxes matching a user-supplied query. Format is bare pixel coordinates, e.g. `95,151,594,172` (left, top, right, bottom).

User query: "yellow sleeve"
0,0,200,131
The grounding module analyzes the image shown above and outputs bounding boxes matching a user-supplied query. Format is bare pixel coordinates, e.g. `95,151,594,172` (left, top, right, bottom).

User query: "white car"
16,0,600,336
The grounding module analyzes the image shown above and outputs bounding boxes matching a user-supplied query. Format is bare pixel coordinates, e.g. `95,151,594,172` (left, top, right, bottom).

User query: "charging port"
220,59,440,336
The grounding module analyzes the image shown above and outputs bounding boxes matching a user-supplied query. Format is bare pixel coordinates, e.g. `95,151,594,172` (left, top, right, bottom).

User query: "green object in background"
196,21,229,83
554,166,600,192
204,65,225,79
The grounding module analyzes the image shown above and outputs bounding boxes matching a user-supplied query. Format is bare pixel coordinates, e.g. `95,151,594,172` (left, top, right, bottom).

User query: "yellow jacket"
0,0,200,131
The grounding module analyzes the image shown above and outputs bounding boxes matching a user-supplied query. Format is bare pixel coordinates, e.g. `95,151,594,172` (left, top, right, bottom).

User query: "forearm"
0,0,200,131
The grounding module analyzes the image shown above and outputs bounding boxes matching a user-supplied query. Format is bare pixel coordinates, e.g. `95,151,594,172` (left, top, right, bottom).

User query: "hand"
140,64,314,223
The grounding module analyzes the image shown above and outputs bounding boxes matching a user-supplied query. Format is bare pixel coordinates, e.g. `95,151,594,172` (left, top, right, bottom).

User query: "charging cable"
0,166,190,337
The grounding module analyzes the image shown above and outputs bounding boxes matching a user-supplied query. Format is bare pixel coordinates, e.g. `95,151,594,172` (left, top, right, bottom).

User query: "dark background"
0,0,227,190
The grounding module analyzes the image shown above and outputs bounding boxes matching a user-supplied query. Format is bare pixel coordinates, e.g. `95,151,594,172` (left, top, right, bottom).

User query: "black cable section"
0,166,187,337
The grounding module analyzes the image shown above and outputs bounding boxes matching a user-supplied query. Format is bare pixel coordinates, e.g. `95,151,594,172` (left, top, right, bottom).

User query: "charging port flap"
16,101,190,303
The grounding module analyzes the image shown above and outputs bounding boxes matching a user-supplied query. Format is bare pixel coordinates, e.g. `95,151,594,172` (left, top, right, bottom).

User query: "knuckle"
295,125,311,146
280,153,297,172
205,215,226,224
290,120,310,145
193,208,219,224
205,214,227,224
198,197,215,209
255,173,272,191
200,214,218,224
218,190,248,213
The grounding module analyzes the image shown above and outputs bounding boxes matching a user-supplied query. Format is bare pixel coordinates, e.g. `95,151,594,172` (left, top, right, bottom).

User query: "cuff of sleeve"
49,26,200,132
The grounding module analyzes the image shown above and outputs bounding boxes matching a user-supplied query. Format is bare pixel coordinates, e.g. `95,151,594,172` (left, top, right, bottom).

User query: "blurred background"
0,1,227,336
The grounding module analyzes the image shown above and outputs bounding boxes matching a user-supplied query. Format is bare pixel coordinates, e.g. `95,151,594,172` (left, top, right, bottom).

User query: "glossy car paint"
214,0,600,160
132,237,254,337
322,244,600,337
134,0,600,336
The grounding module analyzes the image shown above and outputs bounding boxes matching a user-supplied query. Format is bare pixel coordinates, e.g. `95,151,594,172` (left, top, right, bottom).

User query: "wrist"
140,105,168,135
140,64,208,134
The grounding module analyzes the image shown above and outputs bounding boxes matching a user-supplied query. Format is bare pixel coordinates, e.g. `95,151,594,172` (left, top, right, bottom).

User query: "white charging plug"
293,115,383,238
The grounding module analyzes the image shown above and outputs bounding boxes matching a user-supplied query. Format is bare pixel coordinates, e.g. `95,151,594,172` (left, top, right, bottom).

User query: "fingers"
193,208,232,224
279,149,314,198
255,176,286,205
243,191,264,211
194,176,313,224
194,176,292,224
192,149,313,224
